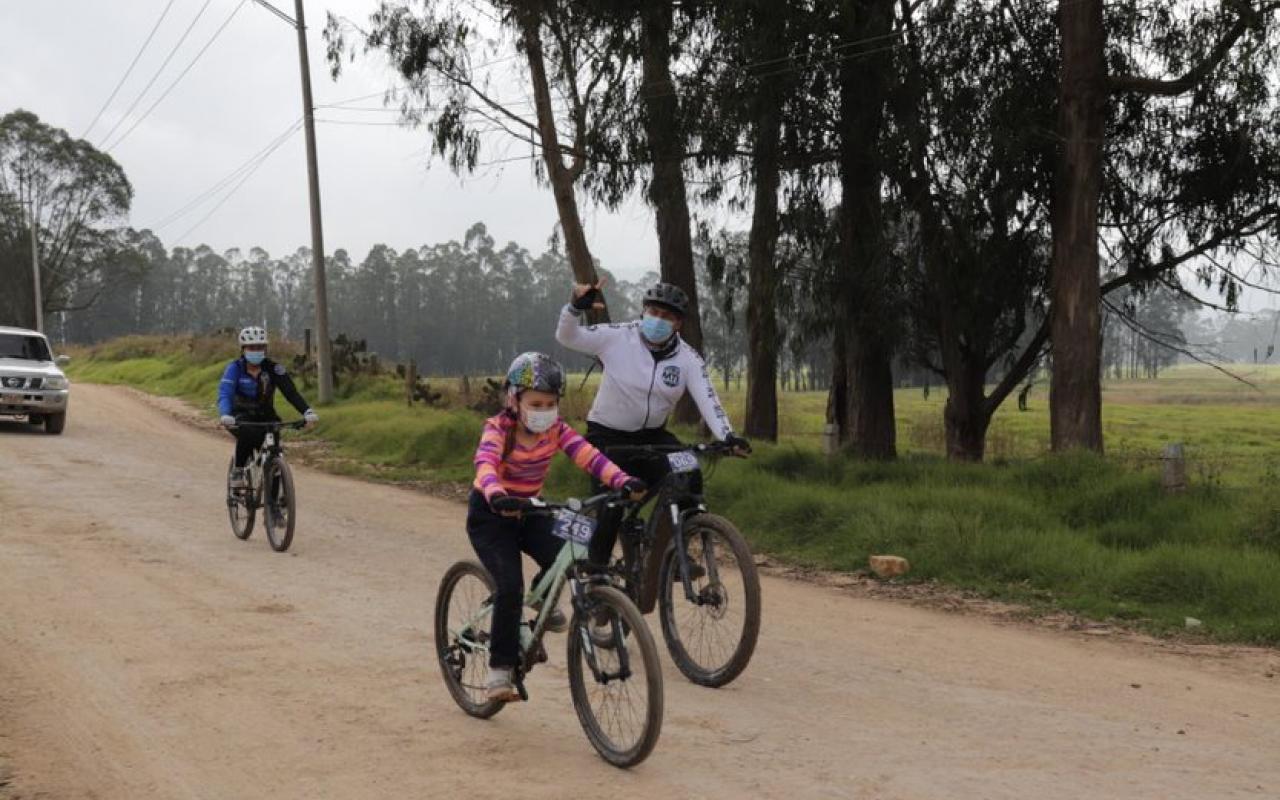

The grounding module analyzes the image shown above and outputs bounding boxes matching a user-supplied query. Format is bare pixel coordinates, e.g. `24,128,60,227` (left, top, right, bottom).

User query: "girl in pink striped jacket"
469,352,644,702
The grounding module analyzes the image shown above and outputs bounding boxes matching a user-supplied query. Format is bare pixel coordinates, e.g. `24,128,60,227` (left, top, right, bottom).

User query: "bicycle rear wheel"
658,514,761,687
227,457,255,541
435,560,505,719
567,585,663,768
263,456,297,552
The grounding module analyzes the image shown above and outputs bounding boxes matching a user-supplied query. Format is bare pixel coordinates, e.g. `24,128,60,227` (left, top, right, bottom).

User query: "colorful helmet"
504,352,565,396
238,326,268,346
643,282,689,316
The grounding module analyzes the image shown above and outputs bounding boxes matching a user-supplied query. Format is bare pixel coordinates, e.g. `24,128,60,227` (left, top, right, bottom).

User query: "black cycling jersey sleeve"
270,363,311,415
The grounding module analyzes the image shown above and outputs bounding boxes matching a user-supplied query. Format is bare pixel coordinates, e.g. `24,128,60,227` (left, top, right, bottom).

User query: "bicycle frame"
229,420,302,506
619,463,714,614
449,501,634,696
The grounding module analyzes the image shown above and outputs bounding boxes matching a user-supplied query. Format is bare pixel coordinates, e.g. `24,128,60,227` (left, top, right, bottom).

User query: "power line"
106,0,250,153
173,122,302,245
150,117,303,231
249,0,295,27
82,0,181,139
95,0,217,147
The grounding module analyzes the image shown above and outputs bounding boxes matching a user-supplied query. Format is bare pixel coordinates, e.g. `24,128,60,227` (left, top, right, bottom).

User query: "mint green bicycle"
434,490,664,768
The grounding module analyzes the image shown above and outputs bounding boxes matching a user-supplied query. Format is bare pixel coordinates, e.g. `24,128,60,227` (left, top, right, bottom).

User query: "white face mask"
522,407,558,433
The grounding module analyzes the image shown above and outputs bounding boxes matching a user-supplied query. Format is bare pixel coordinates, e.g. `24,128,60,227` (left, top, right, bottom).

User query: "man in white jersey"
556,280,751,566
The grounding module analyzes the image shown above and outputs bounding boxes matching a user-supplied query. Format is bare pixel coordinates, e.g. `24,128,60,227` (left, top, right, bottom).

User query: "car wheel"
45,412,66,435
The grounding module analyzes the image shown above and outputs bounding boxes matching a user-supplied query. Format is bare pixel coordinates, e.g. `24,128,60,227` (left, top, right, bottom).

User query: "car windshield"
0,333,53,362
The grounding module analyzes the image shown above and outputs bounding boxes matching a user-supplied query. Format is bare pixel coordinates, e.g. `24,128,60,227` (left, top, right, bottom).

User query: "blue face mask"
244,350,266,365
641,313,675,344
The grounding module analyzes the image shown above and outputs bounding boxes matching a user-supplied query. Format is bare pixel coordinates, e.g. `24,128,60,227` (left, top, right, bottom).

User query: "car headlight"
44,376,68,390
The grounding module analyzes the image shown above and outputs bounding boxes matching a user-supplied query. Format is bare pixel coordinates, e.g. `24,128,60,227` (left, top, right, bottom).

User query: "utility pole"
252,0,332,402
293,0,333,402
4,191,42,332
30,198,42,333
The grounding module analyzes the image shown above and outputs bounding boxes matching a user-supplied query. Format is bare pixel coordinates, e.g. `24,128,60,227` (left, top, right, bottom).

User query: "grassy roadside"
67,335,1280,645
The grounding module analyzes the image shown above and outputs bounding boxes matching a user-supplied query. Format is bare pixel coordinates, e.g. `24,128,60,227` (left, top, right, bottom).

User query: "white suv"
0,326,71,434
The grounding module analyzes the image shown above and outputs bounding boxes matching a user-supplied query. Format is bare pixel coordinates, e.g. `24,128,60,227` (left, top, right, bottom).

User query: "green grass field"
67,335,1280,645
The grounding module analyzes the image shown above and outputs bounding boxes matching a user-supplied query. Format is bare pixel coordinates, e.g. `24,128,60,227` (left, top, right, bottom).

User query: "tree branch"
1102,296,1259,389
1107,2,1280,96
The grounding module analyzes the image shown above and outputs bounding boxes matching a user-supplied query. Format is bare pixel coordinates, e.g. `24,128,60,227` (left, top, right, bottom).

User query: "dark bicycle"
225,419,305,552
598,441,762,688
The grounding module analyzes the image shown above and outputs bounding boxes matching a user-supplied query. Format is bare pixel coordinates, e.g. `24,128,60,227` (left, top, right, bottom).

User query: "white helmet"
238,326,268,347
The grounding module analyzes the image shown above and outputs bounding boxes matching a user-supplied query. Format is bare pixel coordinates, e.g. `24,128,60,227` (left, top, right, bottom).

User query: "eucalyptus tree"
1051,0,1280,452
326,0,633,314
0,109,133,328
887,0,1056,461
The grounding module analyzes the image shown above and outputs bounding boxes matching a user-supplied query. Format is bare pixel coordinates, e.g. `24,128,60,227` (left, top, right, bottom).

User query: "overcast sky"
1,0,669,281
4,1,1277,319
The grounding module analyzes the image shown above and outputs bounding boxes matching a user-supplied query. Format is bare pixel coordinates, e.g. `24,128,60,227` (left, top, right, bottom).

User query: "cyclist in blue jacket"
218,326,317,488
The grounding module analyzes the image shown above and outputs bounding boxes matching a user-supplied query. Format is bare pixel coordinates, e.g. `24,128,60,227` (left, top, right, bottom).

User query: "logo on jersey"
662,365,681,387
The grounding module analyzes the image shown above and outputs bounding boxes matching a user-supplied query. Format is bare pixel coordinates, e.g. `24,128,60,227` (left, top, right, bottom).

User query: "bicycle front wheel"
658,513,761,687
435,560,505,719
227,457,255,541
567,585,663,768
263,457,297,552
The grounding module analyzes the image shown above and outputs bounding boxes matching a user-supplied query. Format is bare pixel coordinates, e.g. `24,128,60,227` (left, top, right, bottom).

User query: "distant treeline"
53,221,837,388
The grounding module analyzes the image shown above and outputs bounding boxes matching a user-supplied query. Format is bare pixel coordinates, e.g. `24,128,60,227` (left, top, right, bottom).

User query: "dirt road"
1,384,1277,799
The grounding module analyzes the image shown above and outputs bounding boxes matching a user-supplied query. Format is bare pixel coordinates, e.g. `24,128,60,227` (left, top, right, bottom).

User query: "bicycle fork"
570,580,632,685
669,503,722,607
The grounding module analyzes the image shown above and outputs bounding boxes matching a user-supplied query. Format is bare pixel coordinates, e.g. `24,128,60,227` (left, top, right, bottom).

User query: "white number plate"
667,451,700,474
552,511,596,545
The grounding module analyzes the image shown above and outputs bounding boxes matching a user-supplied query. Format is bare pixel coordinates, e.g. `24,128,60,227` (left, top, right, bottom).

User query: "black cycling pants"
231,411,278,467
585,422,682,566
466,490,563,669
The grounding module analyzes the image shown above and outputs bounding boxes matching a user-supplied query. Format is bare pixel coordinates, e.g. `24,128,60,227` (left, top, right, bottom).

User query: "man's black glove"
725,434,752,455
621,477,648,498
490,494,531,514
572,286,603,312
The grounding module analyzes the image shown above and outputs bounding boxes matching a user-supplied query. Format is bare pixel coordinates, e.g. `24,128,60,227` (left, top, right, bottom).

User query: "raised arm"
686,351,735,441
555,304,619,357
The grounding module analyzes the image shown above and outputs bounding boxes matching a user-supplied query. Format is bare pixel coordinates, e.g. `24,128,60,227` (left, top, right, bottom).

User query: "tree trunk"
836,0,897,459
517,9,603,299
743,93,782,441
844,331,897,459
828,325,849,434
1049,0,1106,452
943,360,993,461
640,1,702,423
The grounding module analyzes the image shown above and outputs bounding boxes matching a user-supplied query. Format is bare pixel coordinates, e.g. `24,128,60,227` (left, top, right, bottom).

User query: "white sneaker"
486,667,520,703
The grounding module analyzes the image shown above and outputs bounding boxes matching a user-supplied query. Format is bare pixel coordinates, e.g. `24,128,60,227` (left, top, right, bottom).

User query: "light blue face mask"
641,313,675,344
244,350,266,365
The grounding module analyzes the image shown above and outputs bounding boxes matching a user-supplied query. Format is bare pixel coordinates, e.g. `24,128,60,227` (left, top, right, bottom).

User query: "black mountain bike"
225,419,304,552
601,441,762,688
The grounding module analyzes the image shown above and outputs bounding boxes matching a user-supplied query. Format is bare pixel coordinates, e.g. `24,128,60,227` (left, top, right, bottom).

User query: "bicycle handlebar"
228,419,308,431
513,489,628,515
601,440,739,456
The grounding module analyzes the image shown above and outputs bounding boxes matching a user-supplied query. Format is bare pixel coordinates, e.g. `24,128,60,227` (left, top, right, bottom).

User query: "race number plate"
552,510,597,545
667,450,700,474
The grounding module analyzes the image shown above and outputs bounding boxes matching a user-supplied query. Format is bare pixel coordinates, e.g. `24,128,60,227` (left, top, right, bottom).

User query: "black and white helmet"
238,326,268,347
643,282,689,316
